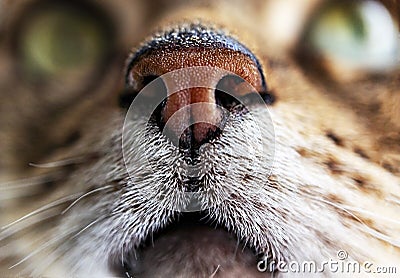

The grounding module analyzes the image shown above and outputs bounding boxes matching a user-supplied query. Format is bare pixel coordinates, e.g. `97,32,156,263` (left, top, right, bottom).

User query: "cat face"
0,0,399,277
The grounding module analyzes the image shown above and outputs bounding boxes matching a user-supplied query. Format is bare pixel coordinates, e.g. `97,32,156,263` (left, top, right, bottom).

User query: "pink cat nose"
161,85,226,149
123,24,271,151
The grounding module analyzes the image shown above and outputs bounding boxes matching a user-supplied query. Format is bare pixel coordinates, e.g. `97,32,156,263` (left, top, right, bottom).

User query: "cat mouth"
113,211,268,277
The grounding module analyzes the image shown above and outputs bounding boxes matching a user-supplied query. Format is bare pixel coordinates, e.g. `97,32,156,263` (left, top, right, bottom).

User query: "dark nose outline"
122,23,272,152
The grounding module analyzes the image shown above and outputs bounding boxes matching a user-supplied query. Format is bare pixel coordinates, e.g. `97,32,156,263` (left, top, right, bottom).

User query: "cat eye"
11,0,114,91
298,0,399,74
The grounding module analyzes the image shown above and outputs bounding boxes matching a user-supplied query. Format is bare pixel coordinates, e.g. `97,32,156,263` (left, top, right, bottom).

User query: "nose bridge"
189,86,218,119
163,86,217,119
162,85,222,147
189,87,222,144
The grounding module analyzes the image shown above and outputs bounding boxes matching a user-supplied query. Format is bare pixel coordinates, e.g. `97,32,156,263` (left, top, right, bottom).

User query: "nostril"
215,75,249,110
161,106,226,154
158,87,227,153
180,123,223,152
215,74,276,108
215,89,241,110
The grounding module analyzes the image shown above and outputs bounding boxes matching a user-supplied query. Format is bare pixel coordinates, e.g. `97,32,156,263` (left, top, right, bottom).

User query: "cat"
0,0,399,277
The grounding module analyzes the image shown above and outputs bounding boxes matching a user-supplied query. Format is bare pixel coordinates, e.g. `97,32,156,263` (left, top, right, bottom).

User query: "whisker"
361,225,400,247
0,210,60,243
31,213,111,276
304,190,400,224
1,193,82,231
29,156,87,169
71,216,108,239
338,205,400,225
0,240,20,260
30,246,69,277
232,237,240,261
61,185,114,215
307,194,400,247
8,228,78,270
8,211,109,272
209,264,220,277
0,173,62,191
0,173,67,201
386,195,400,206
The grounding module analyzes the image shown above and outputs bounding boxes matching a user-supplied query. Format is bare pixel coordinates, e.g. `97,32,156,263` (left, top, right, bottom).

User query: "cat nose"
161,87,226,150
124,24,270,151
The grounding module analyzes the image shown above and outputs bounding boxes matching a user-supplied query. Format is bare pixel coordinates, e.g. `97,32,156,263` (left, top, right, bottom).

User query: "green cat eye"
306,0,399,71
21,10,105,76
14,0,114,86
